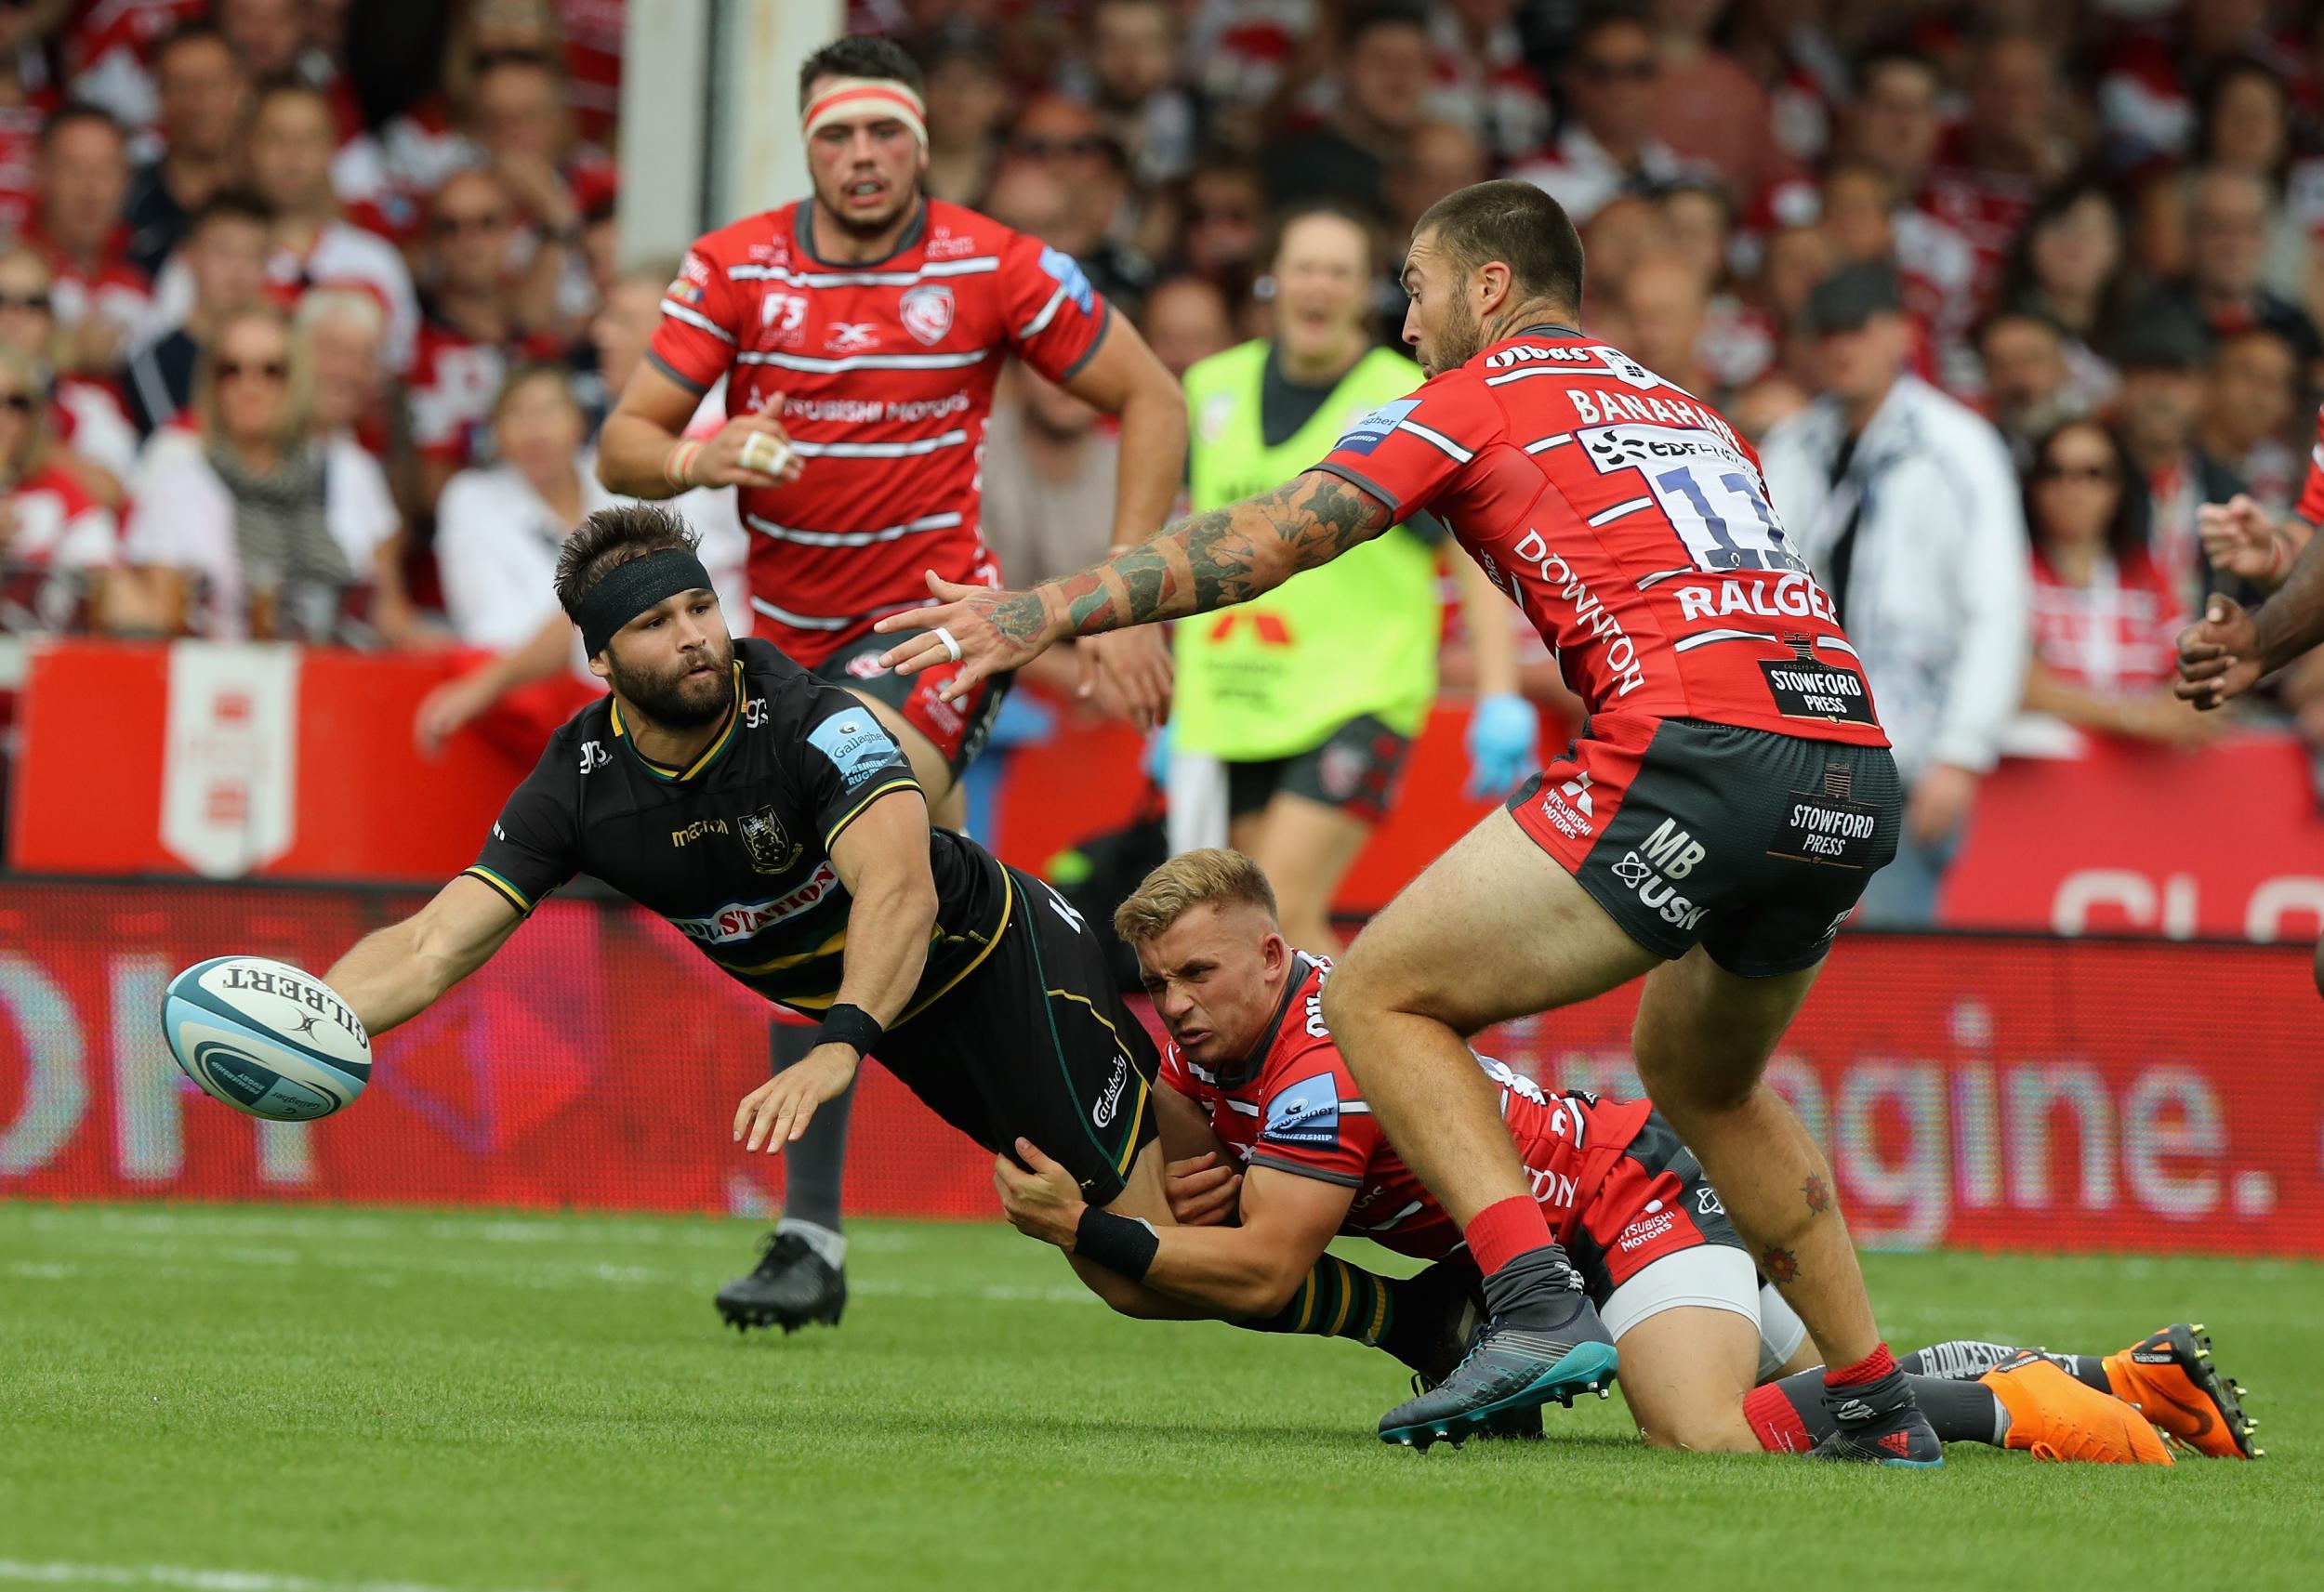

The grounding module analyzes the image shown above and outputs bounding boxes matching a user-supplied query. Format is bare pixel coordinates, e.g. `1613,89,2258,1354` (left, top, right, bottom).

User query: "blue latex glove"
1141,719,1173,786
1464,692,1537,800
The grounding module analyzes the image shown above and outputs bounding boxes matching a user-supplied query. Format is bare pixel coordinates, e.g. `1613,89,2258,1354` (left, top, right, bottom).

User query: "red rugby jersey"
1156,956,1654,1262
648,199,1113,666
1314,327,1887,747
2296,401,2324,528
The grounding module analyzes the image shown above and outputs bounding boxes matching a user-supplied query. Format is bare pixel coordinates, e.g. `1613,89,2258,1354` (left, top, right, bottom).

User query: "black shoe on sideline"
715,1231,846,1335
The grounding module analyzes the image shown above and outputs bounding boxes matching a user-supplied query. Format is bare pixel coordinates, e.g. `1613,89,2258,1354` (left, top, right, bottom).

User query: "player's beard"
606,636,736,730
817,173,919,240
1425,294,1485,378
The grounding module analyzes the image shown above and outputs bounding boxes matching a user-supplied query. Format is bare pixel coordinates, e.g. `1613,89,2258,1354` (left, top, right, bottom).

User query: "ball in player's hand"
163,956,372,1121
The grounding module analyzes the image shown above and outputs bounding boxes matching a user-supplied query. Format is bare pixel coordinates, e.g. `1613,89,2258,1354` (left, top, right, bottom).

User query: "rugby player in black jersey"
319,505,1191,1306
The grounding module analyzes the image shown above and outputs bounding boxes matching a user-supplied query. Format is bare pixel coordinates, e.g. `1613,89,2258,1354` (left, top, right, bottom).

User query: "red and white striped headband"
802,76,928,150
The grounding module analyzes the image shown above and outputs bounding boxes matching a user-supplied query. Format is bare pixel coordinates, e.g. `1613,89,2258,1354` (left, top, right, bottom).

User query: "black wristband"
814,1003,884,1059
1074,1206,1159,1280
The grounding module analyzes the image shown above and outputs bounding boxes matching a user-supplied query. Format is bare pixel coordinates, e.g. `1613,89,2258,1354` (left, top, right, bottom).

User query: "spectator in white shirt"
435,365,614,657
118,304,411,643
1760,264,2031,927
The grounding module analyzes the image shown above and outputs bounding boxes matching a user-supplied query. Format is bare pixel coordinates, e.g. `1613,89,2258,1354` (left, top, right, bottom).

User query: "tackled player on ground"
991,849,2252,1463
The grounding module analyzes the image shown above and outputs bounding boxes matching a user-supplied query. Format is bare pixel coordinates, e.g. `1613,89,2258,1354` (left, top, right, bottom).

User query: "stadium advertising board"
14,643,2324,939
1,882,2317,1257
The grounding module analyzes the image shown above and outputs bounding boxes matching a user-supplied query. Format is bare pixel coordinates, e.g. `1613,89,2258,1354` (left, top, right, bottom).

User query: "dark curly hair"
553,504,702,621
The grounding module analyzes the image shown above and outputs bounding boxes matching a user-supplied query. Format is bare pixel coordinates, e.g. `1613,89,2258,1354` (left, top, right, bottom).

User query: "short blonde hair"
1111,849,1279,944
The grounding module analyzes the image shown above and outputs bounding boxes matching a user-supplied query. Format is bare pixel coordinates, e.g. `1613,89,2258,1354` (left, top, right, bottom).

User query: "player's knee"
1635,1409,1762,1454
1635,1051,1755,1116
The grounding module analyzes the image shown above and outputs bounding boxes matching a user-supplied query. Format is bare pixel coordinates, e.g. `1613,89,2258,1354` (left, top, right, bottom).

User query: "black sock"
1898,1339,2022,1379
772,1020,854,1237
1480,1243,1581,1322
1779,1368,2004,1446
1242,1256,1397,1351
1901,1340,2114,1396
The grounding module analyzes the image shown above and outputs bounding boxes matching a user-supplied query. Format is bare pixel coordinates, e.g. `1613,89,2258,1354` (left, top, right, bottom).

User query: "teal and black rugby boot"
1379,1291,1618,1450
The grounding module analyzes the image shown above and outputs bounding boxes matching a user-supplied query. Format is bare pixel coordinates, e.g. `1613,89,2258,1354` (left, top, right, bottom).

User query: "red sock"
1744,1385,1813,1454
1823,1341,1897,1388
1464,1194,1555,1276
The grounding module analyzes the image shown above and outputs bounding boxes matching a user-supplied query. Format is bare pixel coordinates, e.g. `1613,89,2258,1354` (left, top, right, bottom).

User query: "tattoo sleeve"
1035,471,1393,639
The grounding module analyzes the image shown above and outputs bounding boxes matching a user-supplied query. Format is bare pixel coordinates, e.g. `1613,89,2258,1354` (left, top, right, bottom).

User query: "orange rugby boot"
2103,1323,2260,1459
1979,1349,2174,1465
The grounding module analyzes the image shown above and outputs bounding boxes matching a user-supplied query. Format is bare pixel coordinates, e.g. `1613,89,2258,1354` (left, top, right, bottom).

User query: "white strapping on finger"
933,625,963,664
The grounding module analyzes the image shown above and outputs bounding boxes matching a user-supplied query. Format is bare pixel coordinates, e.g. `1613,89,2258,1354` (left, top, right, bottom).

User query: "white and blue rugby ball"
163,955,372,1121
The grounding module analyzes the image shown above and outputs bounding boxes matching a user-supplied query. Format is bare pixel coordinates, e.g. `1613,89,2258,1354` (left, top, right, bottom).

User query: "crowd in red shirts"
2,3,2321,835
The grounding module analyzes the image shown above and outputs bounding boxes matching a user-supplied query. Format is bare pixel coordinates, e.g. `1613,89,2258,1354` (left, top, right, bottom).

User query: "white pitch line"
0,1561,552,1592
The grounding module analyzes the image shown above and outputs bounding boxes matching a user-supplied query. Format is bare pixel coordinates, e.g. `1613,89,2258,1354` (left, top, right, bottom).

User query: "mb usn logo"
1609,819,1710,929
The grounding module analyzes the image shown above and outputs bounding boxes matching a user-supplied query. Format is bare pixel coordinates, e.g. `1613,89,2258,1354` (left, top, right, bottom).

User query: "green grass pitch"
4,1204,2318,1592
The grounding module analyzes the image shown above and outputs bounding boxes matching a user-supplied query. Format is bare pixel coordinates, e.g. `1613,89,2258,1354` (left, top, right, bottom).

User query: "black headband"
575,549,716,657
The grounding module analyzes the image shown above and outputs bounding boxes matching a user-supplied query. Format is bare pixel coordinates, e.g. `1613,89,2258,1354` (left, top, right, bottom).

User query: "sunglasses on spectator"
1013,136,1101,159
434,210,508,236
2037,462,2119,483
1582,57,1658,81
0,292,50,313
472,46,553,72
218,360,290,383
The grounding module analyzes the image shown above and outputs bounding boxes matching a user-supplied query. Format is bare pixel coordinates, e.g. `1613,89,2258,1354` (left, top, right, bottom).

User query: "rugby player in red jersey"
993,850,2245,1464
2181,407,2324,1000
881,179,1936,1458
595,36,1184,1334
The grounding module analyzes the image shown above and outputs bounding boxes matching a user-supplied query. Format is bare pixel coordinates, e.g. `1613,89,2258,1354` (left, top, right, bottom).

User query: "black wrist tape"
1074,1206,1159,1280
815,1003,885,1059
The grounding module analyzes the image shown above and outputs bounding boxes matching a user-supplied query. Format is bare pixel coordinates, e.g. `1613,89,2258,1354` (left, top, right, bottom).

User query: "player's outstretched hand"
1076,626,1172,731
692,391,805,490
733,1042,860,1153
1164,1151,1242,1226
993,1138,1085,1247
2174,595,2265,710
2197,494,2287,585
875,571,1063,704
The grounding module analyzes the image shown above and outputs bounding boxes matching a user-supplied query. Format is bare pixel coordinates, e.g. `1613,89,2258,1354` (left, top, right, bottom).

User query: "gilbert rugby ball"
163,955,372,1121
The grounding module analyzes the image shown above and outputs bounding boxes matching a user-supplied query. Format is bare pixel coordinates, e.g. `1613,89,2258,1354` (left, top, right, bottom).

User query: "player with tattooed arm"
881,179,1933,1459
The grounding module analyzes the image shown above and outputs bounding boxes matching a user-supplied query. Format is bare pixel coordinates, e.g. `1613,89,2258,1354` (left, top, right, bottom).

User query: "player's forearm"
1103,377,1189,553
2254,526,2324,673
1140,1224,1319,1319
833,870,938,1030
1027,471,1384,644
324,922,464,1037
595,410,689,501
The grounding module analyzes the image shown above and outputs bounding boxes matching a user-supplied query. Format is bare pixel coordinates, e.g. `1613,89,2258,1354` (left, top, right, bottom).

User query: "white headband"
803,76,929,150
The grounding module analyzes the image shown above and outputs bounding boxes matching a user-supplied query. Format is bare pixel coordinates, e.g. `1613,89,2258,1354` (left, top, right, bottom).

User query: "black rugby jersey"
465,638,1011,1018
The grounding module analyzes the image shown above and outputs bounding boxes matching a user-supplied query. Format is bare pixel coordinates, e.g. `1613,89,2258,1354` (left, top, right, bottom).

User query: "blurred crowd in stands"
4,0,2324,923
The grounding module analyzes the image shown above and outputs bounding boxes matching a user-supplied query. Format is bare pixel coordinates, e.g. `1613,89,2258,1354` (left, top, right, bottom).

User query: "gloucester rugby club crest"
739,806,802,875
900,283,954,345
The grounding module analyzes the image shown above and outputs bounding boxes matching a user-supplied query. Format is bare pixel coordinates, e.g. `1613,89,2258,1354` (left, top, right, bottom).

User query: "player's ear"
1475,259,1512,317
587,649,612,683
